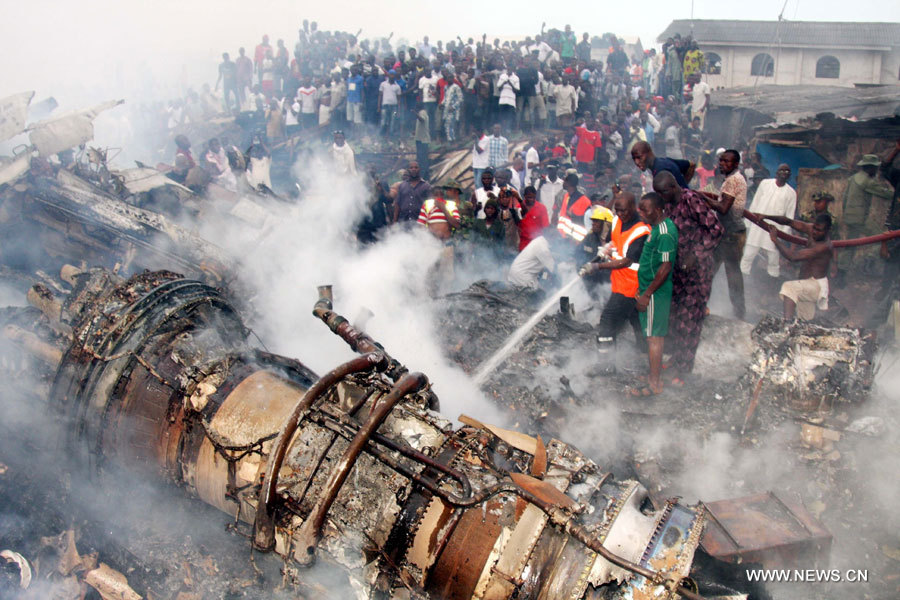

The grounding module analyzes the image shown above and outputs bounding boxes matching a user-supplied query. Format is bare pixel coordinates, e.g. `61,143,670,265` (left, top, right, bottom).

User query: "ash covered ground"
432,277,900,600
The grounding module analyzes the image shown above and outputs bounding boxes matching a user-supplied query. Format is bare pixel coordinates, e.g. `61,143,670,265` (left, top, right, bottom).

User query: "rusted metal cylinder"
60,264,84,286
26,285,63,322
3,324,63,365
18,270,708,600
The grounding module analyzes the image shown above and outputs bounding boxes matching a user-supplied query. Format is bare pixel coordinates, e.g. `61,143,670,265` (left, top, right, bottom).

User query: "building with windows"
657,20,900,88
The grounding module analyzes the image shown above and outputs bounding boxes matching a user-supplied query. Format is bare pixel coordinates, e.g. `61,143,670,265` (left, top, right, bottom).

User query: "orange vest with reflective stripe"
556,192,589,241
610,216,651,298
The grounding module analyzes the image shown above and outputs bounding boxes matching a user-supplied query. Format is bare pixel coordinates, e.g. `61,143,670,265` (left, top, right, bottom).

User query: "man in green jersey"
633,192,678,396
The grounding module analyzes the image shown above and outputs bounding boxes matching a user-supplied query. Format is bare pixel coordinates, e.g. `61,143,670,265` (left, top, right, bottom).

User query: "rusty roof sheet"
658,20,900,49
711,84,900,124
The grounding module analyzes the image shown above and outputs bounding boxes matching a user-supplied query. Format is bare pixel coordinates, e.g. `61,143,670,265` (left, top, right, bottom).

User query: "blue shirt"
347,75,364,104
651,156,688,188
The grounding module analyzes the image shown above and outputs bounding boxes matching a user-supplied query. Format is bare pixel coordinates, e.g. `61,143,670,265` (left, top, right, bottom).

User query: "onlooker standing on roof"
687,73,710,130
378,70,402,135
487,124,509,170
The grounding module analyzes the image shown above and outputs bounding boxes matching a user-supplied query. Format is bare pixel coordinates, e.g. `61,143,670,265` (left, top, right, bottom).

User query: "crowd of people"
156,21,899,397
200,21,713,151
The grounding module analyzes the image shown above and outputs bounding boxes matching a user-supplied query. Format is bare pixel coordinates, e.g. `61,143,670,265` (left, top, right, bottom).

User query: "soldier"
839,154,893,278
801,191,836,224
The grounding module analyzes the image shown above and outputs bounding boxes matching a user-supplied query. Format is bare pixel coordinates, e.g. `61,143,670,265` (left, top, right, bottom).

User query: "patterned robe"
666,189,724,373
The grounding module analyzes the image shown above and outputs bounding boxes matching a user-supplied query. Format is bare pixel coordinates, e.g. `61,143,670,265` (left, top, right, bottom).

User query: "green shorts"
639,289,671,338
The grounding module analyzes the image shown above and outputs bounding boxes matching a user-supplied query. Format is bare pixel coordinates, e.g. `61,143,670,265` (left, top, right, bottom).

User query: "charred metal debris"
2,267,714,600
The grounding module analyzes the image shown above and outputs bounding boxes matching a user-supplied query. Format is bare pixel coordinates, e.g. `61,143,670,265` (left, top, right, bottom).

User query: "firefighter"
580,192,651,368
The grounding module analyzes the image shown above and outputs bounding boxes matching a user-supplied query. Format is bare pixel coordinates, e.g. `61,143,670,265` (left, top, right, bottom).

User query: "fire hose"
743,210,900,247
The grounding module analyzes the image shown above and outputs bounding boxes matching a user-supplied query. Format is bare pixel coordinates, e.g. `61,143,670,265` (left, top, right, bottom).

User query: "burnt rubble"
1,268,716,600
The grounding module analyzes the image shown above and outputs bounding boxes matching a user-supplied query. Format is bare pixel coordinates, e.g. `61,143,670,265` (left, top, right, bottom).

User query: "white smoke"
197,148,505,426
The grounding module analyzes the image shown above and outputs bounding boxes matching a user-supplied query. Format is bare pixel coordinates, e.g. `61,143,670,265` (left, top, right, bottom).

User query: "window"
816,56,840,79
751,53,774,77
704,52,722,75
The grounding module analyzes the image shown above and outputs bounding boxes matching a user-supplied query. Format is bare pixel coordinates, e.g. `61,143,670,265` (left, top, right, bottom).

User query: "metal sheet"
0,91,34,142
114,167,193,194
700,492,832,567
0,154,31,187
28,99,123,157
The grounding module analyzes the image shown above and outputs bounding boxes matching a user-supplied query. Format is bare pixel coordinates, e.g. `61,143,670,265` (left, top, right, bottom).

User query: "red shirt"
518,202,550,251
574,126,603,163
255,43,271,66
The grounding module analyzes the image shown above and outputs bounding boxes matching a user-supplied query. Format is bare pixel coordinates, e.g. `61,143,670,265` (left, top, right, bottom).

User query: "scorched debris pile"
1,267,713,600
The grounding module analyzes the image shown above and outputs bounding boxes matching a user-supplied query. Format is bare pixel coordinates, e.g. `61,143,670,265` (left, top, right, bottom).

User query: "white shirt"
745,179,797,251
379,80,401,105
533,41,552,63
525,146,540,182
472,135,490,170
296,86,318,114
538,178,563,213
508,236,555,289
691,80,711,114
474,185,501,219
606,130,623,162
665,126,683,159
330,142,356,174
285,101,299,125
419,75,440,103
497,72,519,107
553,84,577,116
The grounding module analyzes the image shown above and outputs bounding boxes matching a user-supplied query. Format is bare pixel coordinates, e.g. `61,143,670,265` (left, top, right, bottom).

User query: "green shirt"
843,171,892,226
638,218,677,294
800,209,835,224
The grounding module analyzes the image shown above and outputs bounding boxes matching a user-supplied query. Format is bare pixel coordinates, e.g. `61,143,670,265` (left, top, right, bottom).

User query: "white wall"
697,44,897,88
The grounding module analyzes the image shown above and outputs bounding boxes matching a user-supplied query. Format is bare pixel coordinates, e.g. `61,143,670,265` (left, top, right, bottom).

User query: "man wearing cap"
378,70,402,135
418,180,462,240
801,191,836,224
419,181,462,295
840,154,893,276
553,173,592,243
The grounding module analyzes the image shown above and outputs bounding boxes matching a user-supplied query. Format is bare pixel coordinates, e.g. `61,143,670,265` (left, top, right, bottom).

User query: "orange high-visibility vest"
610,215,651,298
556,192,589,241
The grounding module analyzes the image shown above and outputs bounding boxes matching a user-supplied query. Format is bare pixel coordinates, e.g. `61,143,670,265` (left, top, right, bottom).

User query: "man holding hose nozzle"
579,192,650,372
758,213,834,320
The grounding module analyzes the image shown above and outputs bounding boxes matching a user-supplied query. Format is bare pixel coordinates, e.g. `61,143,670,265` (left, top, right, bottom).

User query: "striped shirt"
488,135,509,168
417,198,460,226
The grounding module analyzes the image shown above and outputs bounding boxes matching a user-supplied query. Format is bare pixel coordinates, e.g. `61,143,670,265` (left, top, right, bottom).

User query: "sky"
2,0,899,109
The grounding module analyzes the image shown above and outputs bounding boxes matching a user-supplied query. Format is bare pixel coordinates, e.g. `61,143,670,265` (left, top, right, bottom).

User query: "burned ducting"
3,267,712,599
748,316,877,412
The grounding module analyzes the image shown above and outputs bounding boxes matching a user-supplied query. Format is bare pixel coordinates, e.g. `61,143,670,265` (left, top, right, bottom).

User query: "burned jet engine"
3,268,707,600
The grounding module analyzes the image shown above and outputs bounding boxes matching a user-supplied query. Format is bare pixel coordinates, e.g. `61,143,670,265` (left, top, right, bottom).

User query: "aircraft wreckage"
2,266,711,600
2,90,882,599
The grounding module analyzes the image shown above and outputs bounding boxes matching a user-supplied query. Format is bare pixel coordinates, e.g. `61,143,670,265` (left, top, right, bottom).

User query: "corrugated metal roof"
657,20,900,49
711,84,900,124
